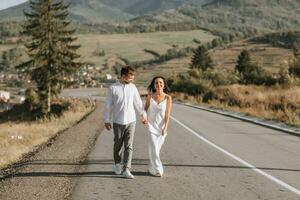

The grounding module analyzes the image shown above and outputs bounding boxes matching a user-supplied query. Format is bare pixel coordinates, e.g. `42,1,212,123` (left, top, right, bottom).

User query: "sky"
0,0,27,11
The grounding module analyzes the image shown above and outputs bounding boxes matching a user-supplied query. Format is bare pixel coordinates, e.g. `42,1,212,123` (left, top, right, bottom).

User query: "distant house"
106,74,112,80
0,91,11,110
0,91,10,102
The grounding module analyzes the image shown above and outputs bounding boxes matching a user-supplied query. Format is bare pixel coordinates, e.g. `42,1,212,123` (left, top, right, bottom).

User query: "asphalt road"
71,103,300,200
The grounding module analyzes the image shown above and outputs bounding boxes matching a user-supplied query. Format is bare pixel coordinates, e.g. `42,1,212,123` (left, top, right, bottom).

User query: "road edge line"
180,103,300,137
171,116,300,196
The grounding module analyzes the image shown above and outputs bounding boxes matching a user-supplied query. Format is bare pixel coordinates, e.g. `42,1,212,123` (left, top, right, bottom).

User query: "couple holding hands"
103,66,172,179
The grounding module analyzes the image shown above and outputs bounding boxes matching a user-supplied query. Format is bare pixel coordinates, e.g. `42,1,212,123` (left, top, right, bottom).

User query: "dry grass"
197,85,300,127
134,57,191,86
211,40,293,73
76,30,215,62
133,39,294,86
74,30,216,77
0,100,94,169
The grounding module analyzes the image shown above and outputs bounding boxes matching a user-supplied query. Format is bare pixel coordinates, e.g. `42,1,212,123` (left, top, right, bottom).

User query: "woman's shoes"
154,172,162,177
148,170,162,177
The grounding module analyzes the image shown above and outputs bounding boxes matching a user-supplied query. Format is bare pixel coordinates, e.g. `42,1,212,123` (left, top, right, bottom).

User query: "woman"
144,76,172,177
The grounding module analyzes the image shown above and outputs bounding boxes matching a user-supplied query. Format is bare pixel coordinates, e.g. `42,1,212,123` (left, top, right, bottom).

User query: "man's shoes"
122,169,134,179
113,163,123,175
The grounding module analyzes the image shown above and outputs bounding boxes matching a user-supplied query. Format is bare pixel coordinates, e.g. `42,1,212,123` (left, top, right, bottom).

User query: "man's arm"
133,85,147,123
103,86,113,130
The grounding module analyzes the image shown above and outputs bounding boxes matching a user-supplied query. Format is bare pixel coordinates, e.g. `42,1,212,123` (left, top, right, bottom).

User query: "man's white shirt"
103,81,145,125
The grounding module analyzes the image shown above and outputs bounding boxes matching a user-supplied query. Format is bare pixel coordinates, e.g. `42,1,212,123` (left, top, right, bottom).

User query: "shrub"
25,88,40,111
241,64,277,86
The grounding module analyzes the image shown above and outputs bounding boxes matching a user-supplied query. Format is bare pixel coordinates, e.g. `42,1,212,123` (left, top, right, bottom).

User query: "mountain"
0,0,133,23
0,0,211,23
2,0,300,34
98,0,211,15
131,0,300,32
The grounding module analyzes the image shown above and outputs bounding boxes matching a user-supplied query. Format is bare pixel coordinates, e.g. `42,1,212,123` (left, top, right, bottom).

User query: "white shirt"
103,81,145,125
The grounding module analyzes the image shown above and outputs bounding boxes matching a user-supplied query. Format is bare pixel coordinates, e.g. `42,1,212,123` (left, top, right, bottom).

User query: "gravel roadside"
0,101,104,200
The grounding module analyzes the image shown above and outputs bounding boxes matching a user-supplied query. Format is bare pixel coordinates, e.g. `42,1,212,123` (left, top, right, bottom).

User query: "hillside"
0,0,211,23
131,0,300,32
0,0,133,23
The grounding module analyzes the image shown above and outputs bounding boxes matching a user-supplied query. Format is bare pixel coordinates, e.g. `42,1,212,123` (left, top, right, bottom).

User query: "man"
103,66,146,179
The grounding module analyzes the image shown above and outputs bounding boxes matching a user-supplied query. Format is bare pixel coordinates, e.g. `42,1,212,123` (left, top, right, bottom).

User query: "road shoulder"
0,102,104,200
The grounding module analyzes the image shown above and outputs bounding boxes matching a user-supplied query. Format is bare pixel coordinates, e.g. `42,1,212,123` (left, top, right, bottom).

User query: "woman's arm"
144,94,151,112
162,95,172,136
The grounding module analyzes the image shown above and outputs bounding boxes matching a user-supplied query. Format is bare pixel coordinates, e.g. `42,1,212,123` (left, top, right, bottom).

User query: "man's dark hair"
121,66,135,77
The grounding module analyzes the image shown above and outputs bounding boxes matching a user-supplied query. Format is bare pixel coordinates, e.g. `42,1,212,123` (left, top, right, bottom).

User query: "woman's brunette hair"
147,76,170,94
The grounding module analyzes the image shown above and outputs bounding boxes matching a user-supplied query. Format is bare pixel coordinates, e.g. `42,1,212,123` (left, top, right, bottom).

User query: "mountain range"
131,0,300,32
1,0,300,32
0,0,211,23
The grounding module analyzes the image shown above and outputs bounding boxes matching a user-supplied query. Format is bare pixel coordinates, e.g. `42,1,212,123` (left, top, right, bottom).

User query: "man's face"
122,70,135,84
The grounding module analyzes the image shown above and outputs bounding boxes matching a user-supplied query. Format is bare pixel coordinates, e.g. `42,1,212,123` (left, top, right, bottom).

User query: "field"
0,30,215,84
134,39,294,86
211,40,293,73
75,30,216,65
1,31,293,87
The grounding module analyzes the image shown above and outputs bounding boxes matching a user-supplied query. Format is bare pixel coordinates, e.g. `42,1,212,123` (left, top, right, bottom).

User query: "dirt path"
0,102,104,200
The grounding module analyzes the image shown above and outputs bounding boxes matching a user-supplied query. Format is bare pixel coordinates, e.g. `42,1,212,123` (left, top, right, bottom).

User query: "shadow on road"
4,158,300,179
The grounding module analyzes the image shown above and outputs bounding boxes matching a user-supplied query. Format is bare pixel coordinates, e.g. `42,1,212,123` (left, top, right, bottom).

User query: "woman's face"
154,78,165,92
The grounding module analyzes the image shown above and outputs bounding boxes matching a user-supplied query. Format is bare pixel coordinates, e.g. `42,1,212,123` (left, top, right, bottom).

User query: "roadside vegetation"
0,98,94,170
168,37,300,127
0,0,92,172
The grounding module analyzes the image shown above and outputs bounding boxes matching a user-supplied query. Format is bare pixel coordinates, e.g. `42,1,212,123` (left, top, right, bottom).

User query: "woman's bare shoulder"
166,94,172,100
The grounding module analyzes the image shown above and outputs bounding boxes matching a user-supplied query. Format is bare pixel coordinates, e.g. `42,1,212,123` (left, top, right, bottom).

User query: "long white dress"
147,97,167,175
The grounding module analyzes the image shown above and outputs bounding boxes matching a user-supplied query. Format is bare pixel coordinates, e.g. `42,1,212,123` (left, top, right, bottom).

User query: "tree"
2,51,9,68
190,45,213,71
235,49,251,74
19,0,81,114
289,45,300,78
235,50,276,85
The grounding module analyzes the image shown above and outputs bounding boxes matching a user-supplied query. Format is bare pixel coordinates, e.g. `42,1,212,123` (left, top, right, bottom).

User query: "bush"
202,69,239,86
278,66,293,86
25,88,40,110
168,72,212,96
289,57,300,78
241,64,277,86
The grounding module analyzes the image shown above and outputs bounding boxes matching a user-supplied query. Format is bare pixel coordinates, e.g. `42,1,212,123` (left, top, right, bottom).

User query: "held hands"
105,123,112,131
141,116,148,125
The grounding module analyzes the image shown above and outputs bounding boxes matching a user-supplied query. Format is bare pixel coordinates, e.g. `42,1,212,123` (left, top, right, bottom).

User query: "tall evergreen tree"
289,45,300,78
235,49,251,74
190,45,213,71
19,0,81,113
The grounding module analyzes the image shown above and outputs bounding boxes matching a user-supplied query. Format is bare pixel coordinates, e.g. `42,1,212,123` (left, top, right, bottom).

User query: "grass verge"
0,99,95,170
173,85,300,127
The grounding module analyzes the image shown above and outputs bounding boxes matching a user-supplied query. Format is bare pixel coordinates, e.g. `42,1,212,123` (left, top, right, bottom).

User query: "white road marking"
171,116,300,196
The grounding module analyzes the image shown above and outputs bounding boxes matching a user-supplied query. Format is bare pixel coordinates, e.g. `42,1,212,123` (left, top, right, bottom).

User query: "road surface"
71,103,300,200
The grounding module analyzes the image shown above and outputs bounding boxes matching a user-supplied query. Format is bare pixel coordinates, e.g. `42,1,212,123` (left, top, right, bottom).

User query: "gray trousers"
113,122,136,170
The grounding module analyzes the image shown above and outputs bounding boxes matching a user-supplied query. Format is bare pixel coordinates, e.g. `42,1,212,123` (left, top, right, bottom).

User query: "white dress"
147,97,167,175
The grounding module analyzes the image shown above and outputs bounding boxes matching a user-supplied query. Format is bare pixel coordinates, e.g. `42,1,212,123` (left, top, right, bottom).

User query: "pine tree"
235,49,251,74
289,45,300,78
190,45,213,71
19,0,81,114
